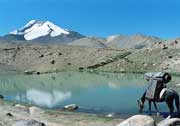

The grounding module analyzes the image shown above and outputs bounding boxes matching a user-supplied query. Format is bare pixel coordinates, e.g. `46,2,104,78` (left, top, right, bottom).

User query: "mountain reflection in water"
0,71,150,114
14,89,71,108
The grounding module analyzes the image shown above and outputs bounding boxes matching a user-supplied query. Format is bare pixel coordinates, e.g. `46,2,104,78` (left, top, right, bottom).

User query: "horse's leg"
167,101,174,118
148,100,152,115
175,92,180,117
153,101,160,116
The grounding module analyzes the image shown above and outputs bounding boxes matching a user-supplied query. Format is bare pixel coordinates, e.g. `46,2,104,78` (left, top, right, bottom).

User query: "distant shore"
0,41,180,76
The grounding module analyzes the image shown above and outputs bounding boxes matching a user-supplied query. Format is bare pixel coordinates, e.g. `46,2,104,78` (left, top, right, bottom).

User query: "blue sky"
0,0,180,38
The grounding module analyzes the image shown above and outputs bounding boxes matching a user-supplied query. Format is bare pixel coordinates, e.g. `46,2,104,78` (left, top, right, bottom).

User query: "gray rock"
116,115,156,126
14,119,45,126
158,118,180,126
14,104,27,110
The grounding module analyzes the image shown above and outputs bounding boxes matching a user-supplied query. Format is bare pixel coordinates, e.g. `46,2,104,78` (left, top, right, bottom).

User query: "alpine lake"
0,71,178,117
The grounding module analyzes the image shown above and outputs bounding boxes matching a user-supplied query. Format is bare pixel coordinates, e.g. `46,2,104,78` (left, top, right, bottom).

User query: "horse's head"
137,99,144,113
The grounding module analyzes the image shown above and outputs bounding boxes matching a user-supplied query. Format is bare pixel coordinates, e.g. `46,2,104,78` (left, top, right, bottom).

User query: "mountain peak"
9,20,70,40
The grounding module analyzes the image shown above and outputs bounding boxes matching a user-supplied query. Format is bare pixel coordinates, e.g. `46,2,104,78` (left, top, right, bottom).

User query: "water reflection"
0,72,147,114
17,89,71,108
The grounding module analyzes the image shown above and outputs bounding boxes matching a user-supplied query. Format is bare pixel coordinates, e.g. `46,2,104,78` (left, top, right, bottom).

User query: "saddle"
144,72,171,101
145,79,167,101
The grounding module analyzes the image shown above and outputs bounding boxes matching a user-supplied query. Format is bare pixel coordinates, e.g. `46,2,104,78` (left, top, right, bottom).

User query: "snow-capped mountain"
3,20,84,43
10,20,70,40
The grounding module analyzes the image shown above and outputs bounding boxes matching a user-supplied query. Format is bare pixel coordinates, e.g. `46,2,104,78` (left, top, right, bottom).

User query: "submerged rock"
64,104,79,111
106,113,116,118
116,115,156,126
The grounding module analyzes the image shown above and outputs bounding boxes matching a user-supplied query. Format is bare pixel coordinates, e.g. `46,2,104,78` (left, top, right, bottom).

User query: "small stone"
100,61,106,65
29,106,44,115
64,104,79,111
120,68,125,72
36,72,41,75
162,45,168,49
143,63,148,67
39,54,44,58
162,67,168,70
79,67,84,71
50,60,55,64
6,113,13,117
67,63,71,65
14,104,26,109
168,55,173,58
24,70,35,75
109,58,113,61
46,53,53,56
17,47,21,50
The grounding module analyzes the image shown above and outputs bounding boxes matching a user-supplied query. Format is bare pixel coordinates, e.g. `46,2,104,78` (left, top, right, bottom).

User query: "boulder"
116,115,156,126
64,104,79,111
158,118,180,126
28,106,44,115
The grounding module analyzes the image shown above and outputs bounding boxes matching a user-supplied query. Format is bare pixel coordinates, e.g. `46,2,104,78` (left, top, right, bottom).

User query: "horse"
137,88,180,118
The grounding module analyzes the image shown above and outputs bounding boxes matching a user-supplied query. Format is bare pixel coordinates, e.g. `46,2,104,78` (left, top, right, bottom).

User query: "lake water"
0,71,172,116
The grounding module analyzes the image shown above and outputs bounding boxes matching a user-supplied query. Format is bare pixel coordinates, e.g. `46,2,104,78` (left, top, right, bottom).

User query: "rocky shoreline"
1,98,180,126
0,99,124,126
